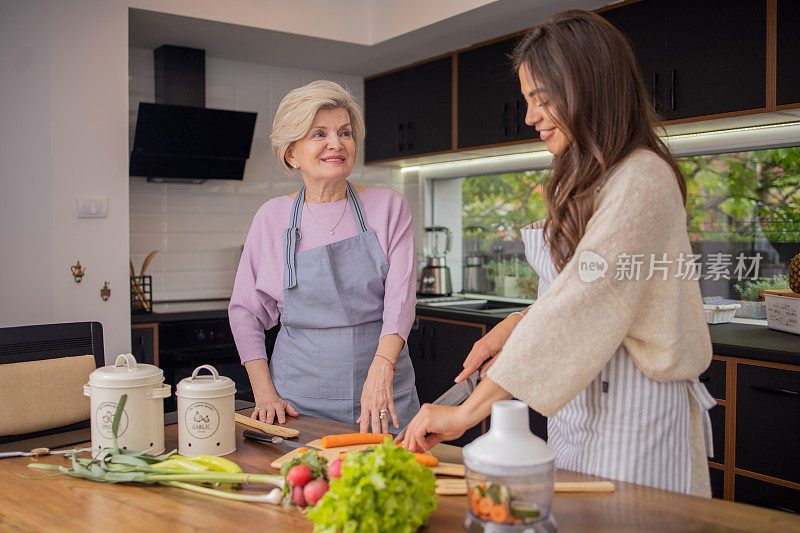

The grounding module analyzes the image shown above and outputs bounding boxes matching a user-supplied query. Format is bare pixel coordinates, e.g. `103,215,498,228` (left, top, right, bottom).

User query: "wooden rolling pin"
435,478,615,496
234,412,299,438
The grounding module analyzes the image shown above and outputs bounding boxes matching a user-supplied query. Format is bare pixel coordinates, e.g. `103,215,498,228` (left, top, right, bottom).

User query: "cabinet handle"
502,102,508,137
397,123,405,151
751,385,799,397
652,72,658,111
428,327,436,361
514,100,521,135
670,69,677,112
406,121,414,151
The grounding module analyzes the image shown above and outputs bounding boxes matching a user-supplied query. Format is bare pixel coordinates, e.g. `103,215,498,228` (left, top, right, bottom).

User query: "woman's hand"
403,378,513,453
252,392,299,425
454,315,522,383
358,358,398,434
402,404,469,452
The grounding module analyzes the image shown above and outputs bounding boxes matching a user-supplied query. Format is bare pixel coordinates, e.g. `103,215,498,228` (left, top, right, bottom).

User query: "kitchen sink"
419,297,530,314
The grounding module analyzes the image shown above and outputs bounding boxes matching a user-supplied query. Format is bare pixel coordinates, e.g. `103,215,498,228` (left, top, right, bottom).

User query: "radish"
303,479,329,506
327,458,343,479
292,484,307,507
286,464,312,487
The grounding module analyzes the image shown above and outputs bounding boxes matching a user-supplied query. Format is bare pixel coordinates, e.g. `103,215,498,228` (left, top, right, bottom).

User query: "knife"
242,429,320,451
0,447,75,459
394,369,481,443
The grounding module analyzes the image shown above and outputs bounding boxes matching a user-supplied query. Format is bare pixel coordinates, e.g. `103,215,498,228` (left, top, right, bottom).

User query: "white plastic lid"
177,365,236,399
88,353,164,388
462,400,557,473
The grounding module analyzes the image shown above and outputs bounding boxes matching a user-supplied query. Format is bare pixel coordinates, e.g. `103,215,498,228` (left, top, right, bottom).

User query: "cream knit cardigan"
487,149,713,417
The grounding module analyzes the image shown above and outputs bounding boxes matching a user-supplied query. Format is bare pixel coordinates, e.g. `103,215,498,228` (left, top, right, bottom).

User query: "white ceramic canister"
177,365,236,456
83,353,171,454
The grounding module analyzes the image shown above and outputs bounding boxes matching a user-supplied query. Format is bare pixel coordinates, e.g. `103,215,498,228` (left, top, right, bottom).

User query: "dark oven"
158,319,249,412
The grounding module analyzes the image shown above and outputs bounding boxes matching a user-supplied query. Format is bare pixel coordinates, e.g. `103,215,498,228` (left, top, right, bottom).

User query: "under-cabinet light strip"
400,121,800,174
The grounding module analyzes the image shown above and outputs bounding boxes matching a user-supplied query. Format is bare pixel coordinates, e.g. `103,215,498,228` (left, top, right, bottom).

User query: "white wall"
1,1,54,326
129,48,408,300
1,0,131,362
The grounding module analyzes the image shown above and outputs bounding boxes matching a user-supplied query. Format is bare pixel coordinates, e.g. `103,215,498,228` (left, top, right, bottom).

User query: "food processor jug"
462,400,558,532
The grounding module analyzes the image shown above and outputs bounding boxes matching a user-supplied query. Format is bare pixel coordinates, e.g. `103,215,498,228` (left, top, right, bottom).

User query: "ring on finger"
379,409,389,420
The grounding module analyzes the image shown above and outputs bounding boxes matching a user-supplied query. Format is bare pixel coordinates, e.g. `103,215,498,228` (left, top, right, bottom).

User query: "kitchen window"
432,146,800,301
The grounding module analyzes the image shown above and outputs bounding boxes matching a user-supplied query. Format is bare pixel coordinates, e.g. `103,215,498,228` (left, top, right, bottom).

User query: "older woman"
229,80,419,433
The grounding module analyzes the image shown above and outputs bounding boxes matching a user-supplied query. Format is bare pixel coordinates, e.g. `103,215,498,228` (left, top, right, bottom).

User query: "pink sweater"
229,187,417,364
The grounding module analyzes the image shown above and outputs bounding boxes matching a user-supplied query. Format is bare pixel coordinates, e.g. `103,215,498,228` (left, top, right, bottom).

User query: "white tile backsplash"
129,48,410,301
164,252,202,272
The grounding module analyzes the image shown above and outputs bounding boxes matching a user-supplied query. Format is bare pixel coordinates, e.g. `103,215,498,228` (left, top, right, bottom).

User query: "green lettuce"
306,439,437,532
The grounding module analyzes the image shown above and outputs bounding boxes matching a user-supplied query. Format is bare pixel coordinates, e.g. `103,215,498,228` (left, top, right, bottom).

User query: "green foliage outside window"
460,146,800,298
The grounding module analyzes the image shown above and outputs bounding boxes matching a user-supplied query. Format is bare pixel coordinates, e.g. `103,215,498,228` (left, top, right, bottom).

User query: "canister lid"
88,353,164,388
462,400,556,473
177,365,236,399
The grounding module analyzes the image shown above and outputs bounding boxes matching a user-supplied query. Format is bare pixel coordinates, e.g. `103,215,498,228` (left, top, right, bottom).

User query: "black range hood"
130,46,257,182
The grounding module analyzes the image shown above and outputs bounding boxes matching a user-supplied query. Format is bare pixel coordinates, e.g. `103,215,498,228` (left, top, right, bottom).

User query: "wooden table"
0,410,797,532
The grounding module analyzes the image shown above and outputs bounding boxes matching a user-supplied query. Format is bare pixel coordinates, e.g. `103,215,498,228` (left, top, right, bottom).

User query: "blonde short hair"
270,80,365,175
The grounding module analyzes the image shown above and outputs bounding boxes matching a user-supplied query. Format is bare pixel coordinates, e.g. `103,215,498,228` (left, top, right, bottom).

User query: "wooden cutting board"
435,479,616,496
270,439,465,477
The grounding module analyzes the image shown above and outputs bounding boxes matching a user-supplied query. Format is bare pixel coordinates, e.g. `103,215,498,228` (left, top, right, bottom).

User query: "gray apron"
270,182,419,429
521,223,715,493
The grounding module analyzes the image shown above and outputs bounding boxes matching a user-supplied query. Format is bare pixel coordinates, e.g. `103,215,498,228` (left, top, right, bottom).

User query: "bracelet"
508,311,525,320
374,354,396,376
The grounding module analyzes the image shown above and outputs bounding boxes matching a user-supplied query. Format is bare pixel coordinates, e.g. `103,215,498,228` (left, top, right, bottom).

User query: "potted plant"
733,275,790,319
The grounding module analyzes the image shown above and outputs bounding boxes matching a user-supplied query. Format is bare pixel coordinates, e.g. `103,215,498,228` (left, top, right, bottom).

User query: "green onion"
25,393,285,501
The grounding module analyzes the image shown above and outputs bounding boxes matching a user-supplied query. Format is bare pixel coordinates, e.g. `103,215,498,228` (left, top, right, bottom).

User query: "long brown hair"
512,9,685,271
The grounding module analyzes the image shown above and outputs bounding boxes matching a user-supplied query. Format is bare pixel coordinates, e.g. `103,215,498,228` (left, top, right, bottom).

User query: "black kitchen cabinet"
409,316,485,446
777,0,800,106
664,0,765,119
600,0,666,118
734,475,800,515
131,323,157,365
364,57,452,161
709,467,725,499
700,359,727,400
601,0,766,120
457,37,538,149
735,363,800,484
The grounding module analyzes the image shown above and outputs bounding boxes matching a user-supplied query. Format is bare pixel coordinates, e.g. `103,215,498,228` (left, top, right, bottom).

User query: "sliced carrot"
470,498,481,516
296,447,309,455
478,496,493,516
320,433,391,448
413,453,438,467
469,488,482,511
489,504,509,523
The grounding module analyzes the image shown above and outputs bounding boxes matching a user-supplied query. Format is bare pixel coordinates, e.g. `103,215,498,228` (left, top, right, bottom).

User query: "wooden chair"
0,322,104,448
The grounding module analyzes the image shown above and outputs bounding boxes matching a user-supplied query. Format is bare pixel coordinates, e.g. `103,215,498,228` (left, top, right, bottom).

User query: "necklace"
305,195,348,235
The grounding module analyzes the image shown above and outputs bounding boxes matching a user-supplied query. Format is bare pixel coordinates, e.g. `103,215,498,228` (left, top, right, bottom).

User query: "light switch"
76,196,108,219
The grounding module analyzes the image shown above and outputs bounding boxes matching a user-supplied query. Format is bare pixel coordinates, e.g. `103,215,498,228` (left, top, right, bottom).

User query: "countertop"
415,302,800,366
131,298,799,366
1,410,797,531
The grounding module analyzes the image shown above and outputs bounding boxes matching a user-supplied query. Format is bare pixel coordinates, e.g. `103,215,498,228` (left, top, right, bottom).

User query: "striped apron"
521,223,715,494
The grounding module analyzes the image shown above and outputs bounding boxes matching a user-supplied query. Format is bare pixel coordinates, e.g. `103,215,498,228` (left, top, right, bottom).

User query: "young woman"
402,10,715,496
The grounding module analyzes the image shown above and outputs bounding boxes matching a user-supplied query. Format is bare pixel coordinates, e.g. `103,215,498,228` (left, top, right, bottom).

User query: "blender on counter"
418,226,453,296
463,225,490,294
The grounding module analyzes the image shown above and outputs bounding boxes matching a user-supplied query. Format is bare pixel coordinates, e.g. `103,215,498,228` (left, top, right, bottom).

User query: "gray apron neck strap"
283,187,306,290
283,182,368,290
345,181,368,233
